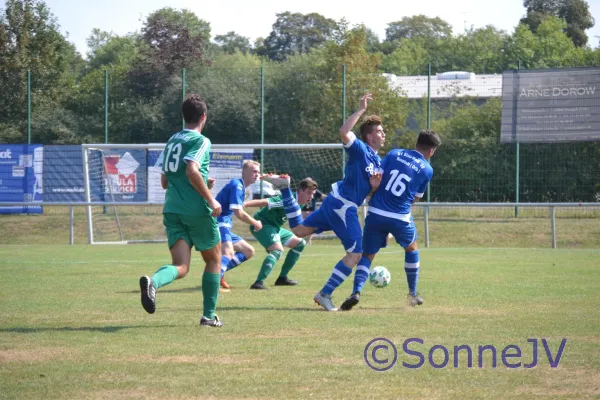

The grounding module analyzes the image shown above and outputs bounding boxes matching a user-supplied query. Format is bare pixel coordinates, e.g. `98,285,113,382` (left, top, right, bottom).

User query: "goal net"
82,143,344,244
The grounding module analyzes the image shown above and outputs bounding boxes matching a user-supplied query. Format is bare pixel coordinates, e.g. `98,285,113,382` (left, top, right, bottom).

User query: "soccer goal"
81,143,344,244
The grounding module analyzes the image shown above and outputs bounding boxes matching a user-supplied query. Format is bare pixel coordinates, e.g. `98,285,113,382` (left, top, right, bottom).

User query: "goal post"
81,143,344,244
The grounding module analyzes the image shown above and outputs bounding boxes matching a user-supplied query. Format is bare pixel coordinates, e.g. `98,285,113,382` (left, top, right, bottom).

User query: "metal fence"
2,65,600,205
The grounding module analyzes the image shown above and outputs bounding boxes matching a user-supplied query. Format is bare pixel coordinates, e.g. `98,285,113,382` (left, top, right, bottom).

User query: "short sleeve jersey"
162,129,212,216
216,178,245,226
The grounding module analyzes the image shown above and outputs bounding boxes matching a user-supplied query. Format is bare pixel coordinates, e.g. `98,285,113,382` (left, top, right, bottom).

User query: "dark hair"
416,129,441,150
359,115,382,141
181,94,207,124
298,177,318,191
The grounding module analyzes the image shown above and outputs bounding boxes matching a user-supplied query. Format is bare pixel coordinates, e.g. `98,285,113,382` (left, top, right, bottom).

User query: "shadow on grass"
118,286,203,294
0,325,177,334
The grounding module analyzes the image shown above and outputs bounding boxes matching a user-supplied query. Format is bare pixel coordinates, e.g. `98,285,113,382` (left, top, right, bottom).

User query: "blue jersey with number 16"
368,149,433,218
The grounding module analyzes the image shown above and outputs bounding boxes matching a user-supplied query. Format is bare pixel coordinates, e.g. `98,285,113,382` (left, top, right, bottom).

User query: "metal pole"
424,205,430,248
82,147,94,244
260,66,265,198
69,206,74,245
426,63,431,203
515,60,521,218
342,64,347,177
104,70,108,144
181,68,187,129
427,63,431,130
550,206,556,249
27,69,31,144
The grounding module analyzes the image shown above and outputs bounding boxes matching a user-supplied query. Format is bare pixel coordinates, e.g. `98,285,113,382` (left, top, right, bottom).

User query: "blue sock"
281,187,303,228
220,252,249,277
321,260,353,295
227,252,248,271
353,256,372,294
220,255,229,278
405,251,420,295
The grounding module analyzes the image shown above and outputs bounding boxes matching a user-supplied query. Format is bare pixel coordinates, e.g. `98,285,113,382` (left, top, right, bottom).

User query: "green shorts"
163,213,220,251
250,224,294,250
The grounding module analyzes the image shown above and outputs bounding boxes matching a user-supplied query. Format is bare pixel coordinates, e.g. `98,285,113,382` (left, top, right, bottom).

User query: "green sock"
256,250,283,282
280,240,305,278
152,265,178,289
202,272,220,319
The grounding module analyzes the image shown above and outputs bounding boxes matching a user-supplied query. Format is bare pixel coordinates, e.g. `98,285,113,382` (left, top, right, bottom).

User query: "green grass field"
1,243,599,399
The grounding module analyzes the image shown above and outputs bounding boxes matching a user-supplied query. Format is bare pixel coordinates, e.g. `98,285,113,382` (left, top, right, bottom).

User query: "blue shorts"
303,195,362,253
219,226,243,244
362,212,417,254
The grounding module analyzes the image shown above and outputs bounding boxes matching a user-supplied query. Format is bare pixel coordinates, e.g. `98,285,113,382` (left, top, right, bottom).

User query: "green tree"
262,11,338,61
0,0,82,143
381,40,429,75
505,17,580,69
385,15,453,42
520,0,595,46
452,26,507,73
214,31,251,54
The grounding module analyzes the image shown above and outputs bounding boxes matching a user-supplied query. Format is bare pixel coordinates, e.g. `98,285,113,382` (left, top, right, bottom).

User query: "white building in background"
383,71,503,99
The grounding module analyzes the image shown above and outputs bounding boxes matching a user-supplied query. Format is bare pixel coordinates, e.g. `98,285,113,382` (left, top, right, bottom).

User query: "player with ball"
340,129,441,310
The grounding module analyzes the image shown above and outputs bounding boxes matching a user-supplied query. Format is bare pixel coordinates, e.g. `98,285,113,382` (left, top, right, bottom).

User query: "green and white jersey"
254,195,305,229
162,129,212,216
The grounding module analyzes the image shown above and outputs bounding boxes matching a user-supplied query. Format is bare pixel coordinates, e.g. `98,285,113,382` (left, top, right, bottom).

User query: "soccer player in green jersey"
139,94,224,327
243,178,318,290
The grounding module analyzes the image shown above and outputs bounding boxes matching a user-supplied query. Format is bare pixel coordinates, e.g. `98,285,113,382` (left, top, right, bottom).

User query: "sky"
5,0,600,57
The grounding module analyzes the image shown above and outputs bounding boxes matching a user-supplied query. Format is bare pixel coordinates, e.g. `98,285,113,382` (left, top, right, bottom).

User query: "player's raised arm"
339,93,372,146
186,160,221,216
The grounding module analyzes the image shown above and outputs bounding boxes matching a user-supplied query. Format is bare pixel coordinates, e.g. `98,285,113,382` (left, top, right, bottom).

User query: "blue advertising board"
0,144,43,214
43,145,85,202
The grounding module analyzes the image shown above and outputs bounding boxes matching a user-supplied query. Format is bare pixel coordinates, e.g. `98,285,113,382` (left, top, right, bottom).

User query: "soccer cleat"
314,291,337,311
407,292,424,307
260,174,291,189
220,276,230,290
250,281,268,290
200,314,224,327
139,276,156,314
339,291,361,311
274,276,298,286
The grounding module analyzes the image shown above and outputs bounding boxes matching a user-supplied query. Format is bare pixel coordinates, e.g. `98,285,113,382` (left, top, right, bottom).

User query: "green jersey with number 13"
162,129,212,216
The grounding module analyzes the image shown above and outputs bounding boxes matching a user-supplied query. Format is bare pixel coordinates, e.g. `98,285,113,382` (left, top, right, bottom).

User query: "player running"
139,94,224,327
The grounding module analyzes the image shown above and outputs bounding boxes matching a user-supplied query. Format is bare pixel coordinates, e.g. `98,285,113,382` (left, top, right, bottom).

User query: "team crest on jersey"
365,163,382,176
103,153,139,194
272,233,280,242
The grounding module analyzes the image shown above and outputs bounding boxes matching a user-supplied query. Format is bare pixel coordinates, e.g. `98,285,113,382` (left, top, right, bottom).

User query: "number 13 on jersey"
163,143,182,173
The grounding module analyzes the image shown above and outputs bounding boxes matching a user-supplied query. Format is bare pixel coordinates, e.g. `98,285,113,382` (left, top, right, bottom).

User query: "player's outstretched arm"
186,161,221,216
244,199,269,208
339,93,372,146
234,208,263,231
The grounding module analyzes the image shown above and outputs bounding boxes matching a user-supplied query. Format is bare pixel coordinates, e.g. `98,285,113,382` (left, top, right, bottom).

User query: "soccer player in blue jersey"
339,129,441,311
262,93,385,311
216,160,263,289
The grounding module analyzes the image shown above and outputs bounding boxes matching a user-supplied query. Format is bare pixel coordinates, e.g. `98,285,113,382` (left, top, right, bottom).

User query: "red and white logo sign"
104,152,139,194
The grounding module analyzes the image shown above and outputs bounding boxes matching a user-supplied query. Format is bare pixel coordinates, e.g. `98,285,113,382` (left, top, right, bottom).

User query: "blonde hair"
242,160,260,170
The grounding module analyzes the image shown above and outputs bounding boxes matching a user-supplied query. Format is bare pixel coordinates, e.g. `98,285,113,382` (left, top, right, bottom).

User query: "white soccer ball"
369,266,391,288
